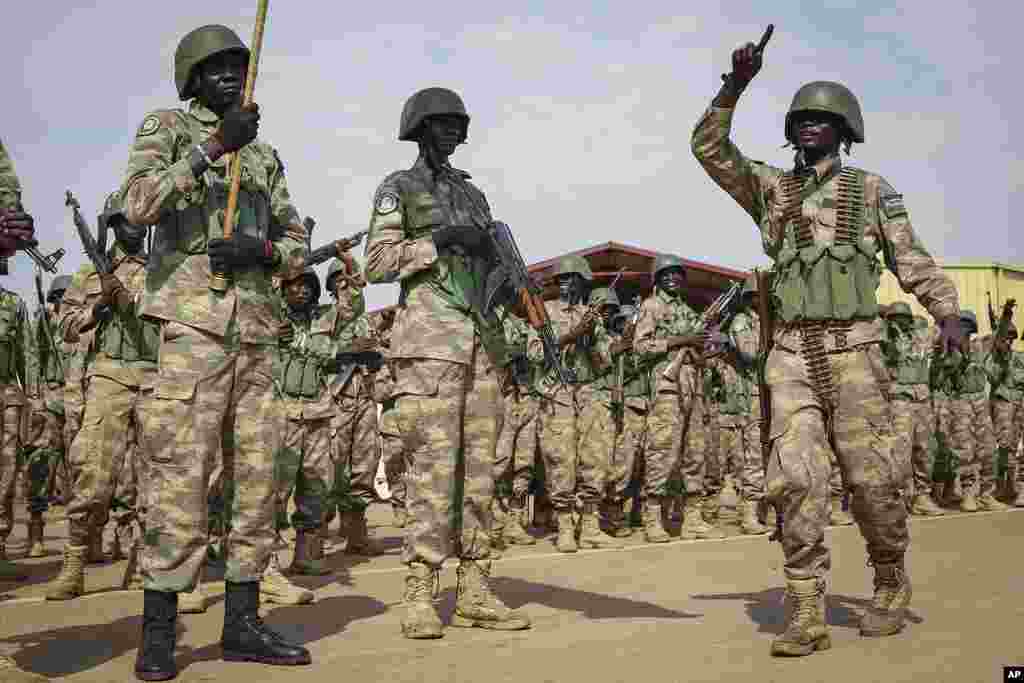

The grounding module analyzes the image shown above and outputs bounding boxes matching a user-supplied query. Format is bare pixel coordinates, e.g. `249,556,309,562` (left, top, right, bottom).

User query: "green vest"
280,313,331,399
97,313,160,363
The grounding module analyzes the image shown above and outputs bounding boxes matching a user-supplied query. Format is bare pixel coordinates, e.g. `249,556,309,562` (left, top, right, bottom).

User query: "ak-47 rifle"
66,191,111,274
754,268,781,542
33,267,63,383
662,279,744,382
305,228,369,268
1,194,64,274
990,293,1017,341
613,298,642,406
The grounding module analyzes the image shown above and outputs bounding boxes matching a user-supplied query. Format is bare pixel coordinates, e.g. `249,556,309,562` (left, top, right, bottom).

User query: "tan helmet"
785,81,865,144
652,253,686,280
553,255,593,281
398,87,469,142
174,25,249,100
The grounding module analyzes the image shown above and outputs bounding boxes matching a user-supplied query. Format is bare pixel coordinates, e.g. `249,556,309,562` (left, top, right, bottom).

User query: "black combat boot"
221,581,312,666
134,590,178,681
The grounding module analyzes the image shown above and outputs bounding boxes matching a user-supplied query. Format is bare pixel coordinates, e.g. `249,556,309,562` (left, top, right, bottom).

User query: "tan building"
877,262,1024,349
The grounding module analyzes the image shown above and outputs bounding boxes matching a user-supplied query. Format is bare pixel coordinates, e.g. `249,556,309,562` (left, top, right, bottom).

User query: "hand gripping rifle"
988,291,1017,341
1,194,64,274
305,228,369,268
663,279,744,381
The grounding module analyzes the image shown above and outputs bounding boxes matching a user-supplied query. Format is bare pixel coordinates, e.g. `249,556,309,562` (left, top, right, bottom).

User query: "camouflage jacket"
727,309,761,396
323,301,373,402
364,155,506,375
121,100,307,344
0,287,27,400
881,319,934,401
527,299,610,403
59,244,156,388
276,302,353,420
985,348,1024,403
596,332,650,410
692,105,959,352
0,138,22,210
501,307,538,396
635,288,701,394
932,337,988,398
706,356,750,419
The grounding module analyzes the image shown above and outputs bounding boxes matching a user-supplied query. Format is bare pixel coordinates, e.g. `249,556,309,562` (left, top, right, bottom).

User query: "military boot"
452,559,531,631
401,563,443,639
0,538,29,581
26,513,45,558
828,498,854,526
221,581,312,665
554,510,578,553
344,509,379,556
643,498,670,543
178,566,209,614
44,544,87,600
859,560,912,637
959,471,979,512
134,589,178,681
1014,487,1024,508
289,528,331,576
599,500,631,538
261,553,314,605
392,504,408,528
0,653,47,683
978,478,1010,511
910,492,946,516
578,503,624,549
702,492,722,524
770,578,830,656
739,499,770,535
504,498,536,545
680,497,725,540
86,525,105,564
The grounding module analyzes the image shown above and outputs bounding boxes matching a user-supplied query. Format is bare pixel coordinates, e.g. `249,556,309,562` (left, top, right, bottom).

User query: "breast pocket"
405,192,444,232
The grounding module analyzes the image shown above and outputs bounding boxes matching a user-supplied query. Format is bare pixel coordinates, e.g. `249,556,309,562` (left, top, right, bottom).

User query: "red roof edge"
527,241,749,280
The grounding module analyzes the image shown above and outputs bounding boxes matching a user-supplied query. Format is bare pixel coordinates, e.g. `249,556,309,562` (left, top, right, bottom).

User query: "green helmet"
283,267,321,304
652,253,686,280
960,310,978,334
785,81,865,145
48,275,72,302
590,287,620,309
398,87,470,142
175,25,250,100
886,302,913,319
554,255,593,281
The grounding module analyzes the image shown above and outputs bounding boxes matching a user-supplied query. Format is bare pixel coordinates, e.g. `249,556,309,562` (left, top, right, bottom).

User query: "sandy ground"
1,499,1020,683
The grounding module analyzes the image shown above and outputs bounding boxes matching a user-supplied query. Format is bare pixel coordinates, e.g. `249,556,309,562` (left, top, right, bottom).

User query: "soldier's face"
423,115,466,157
196,50,248,114
285,279,312,309
791,112,840,154
657,267,685,294
112,218,146,254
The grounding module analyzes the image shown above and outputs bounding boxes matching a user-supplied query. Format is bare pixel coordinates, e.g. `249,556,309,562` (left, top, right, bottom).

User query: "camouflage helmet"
398,87,470,142
652,253,686,280
47,275,72,302
785,81,865,145
283,267,321,304
886,302,913,319
553,255,593,281
590,287,620,309
960,309,978,334
175,25,250,100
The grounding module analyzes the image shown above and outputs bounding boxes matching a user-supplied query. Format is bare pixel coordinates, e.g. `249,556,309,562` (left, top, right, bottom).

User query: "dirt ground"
1,501,1020,683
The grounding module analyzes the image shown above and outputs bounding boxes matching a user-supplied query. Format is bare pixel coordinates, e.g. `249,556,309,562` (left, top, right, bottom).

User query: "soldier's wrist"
713,78,746,108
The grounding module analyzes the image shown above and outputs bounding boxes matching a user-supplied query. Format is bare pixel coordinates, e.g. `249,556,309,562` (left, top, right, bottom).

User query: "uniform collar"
188,100,221,124
656,287,682,305
796,153,842,185
413,154,472,181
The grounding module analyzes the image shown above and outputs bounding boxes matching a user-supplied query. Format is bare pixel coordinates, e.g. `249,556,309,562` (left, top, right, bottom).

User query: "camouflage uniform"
693,86,958,645
24,301,68,519
986,343,1024,505
0,288,27,558
122,99,307,591
727,311,769,513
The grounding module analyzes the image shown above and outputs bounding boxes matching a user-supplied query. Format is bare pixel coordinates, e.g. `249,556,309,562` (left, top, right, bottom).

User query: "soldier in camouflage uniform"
364,87,529,638
635,255,724,541
985,319,1024,506
692,36,963,654
880,303,945,515
46,192,153,601
370,308,407,528
528,257,620,553
120,24,311,679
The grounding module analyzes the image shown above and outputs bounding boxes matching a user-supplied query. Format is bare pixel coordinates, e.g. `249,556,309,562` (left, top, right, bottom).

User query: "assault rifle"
66,191,111,274
305,228,368,268
662,279,744,381
328,348,383,396
33,267,63,381
987,291,1017,340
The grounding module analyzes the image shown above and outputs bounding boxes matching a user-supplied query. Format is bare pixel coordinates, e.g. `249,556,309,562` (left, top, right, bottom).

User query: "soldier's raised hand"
212,103,261,154
727,25,773,91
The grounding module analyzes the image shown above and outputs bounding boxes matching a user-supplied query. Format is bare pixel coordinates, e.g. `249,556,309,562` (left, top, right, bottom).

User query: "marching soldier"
985,317,1024,506
364,87,529,638
692,32,963,654
121,23,311,679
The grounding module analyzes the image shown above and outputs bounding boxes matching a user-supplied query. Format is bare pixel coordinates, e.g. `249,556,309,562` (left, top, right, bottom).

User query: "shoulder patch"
375,191,399,215
880,193,907,219
137,115,162,138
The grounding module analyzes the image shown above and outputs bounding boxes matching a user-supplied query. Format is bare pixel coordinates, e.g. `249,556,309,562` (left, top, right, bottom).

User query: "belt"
778,319,859,352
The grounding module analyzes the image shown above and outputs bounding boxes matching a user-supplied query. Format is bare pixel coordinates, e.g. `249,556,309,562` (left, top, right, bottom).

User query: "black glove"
207,235,274,269
431,225,492,259
212,104,260,154
938,315,966,355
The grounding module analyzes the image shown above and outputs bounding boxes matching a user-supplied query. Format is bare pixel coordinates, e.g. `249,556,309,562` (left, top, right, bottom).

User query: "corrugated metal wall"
877,262,1024,349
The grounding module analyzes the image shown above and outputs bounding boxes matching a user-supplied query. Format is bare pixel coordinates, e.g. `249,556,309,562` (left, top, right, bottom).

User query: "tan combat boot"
554,510,578,553
828,498,854,526
978,477,1010,511
739,499,770,535
702,492,722,524
402,563,443,639
910,492,946,516
0,653,47,683
577,504,624,549
643,498,670,543
945,471,963,505
860,560,912,637
599,500,632,538
44,544,87,600
503,498,536,545
178,566,209,614
771,578,831,656
26,513,45,558
452,559,531,631
344,509,379,556
261,552,314,605
959,470,980,512
289,528,331,576
680,497,725,540
489,499,508,559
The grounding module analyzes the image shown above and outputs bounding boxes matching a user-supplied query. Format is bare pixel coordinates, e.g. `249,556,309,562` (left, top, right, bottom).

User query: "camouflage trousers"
990,398,1023,489
390,356,501,568
645,385,705,498
493,392,538,499
138,321,281,591
934,393,997,493
891,398,936,496
331,392,379,516
765,344,908,581
705,402,725,494
276,415,333,532
0,386,24,540
536,387,615,510
738,396,767,502
716,413,747,497
379,404,406,509
64,376,143,543
608,403,645,502
23,394,65,515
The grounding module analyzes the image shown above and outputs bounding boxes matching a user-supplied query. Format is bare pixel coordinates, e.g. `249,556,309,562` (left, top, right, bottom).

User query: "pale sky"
3,1,1020,312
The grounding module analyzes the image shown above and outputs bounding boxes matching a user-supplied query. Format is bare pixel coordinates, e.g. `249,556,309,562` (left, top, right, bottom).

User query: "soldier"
985,318,1024,506
529,257,620,553
634,255,723,541
364,86,529,638
46,192,153,602
369,307,407,528
880,303,945,515
121,24,311,679
692,35,963,654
